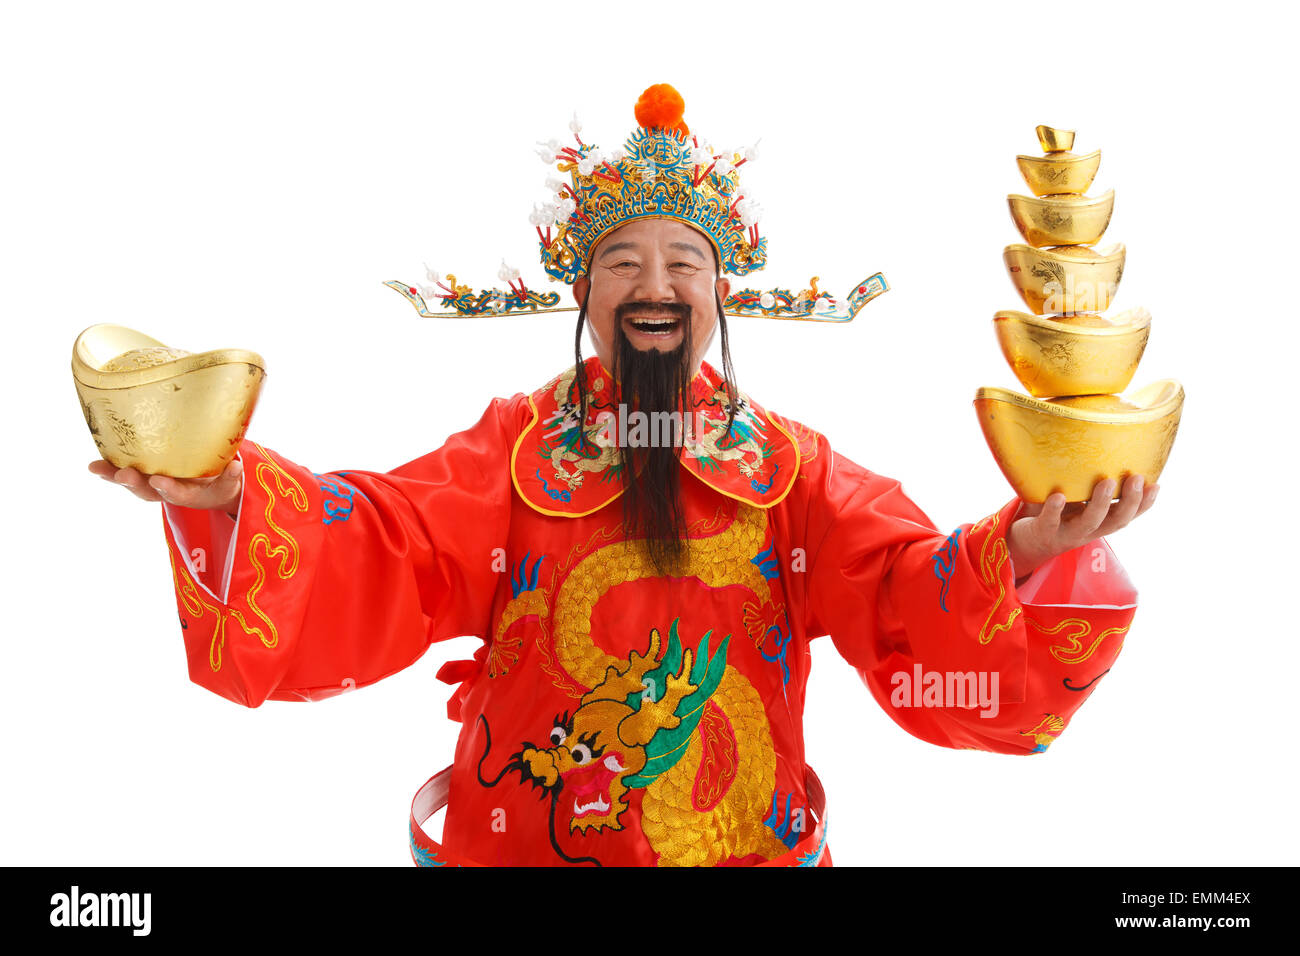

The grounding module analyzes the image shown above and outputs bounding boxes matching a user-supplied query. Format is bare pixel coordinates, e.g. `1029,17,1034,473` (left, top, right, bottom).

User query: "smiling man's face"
573,218,731,379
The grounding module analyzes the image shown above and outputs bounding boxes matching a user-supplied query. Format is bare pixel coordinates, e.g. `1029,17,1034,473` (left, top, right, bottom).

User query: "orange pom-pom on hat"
634,83,689,138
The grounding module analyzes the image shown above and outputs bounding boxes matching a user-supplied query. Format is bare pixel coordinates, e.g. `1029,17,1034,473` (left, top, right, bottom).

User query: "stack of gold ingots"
974,125,1184,502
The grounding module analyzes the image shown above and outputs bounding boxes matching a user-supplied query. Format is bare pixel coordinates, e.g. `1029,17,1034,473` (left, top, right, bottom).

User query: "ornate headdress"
387,83,886,322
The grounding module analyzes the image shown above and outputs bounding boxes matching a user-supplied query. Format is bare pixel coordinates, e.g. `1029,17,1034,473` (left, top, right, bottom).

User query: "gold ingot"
1016,149,1101,197
1003,242,1125,315
1007,190,1115,247
72,324,266,478
993,307,1150,397
1035,125,1075,153
973,380,1183,502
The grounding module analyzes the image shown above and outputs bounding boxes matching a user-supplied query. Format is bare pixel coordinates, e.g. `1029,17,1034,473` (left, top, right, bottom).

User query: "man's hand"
88,458,244,518
1007,474,1158,583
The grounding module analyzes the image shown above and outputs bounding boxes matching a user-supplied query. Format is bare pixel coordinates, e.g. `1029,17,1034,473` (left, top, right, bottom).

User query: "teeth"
628,317,677,325
604,755,625,772
574,795,612,814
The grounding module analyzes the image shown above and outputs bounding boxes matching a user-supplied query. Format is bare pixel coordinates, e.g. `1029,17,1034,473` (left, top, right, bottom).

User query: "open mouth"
562,753,626,818
574,794,611,815
624,315,682,336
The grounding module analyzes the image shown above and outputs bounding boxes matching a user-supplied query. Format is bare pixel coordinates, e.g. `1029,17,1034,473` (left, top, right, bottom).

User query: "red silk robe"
160,357,1137,866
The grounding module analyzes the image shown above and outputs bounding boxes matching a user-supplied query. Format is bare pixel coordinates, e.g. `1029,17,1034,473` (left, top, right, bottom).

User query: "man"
88,85,1155,866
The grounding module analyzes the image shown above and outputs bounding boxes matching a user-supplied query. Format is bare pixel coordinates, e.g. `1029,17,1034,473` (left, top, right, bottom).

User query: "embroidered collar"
510,357,801,517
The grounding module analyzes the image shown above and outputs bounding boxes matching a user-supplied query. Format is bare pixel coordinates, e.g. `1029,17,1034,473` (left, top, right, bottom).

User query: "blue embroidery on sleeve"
931,528,962,613
315,472,369,526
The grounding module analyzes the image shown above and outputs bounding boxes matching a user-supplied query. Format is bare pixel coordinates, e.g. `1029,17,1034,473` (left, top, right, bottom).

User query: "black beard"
611,301,694,577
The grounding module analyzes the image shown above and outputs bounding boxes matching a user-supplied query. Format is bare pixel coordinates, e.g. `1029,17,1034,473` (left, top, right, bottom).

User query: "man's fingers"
114,466,164,503
149,473,214,508
147,474,181,503
1033,493,1066,539
91,460,160,498
1134,482,1159,518
92,457,245,514
220,457,244,496
148,458,242,510
203,457,243,508
1096,474,1145,536
1071,477,1117,537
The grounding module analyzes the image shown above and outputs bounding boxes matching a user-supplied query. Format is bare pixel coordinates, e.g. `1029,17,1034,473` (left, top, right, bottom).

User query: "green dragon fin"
624,632,731,789
625,618,684,709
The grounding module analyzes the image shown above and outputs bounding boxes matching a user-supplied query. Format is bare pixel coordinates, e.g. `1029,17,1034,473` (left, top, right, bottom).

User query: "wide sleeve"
780,434,1137,755
159,395,523,707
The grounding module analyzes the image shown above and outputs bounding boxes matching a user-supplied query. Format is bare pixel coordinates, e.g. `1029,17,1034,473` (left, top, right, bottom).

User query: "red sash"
409,765,831,867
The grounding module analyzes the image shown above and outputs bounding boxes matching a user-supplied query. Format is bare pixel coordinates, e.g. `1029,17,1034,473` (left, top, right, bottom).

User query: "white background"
3,0,1295,866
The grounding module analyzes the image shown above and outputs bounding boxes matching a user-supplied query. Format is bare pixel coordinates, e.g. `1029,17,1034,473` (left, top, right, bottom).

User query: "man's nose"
633,259,675,300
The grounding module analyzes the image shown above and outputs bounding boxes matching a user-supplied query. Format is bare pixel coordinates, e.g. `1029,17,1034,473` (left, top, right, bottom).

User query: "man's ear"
715,275,731,307
574,275,590,309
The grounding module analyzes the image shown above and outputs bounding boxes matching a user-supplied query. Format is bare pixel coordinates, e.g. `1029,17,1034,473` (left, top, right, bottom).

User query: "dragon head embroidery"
510,619,729,839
